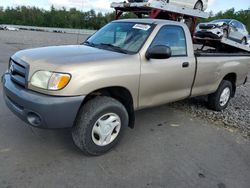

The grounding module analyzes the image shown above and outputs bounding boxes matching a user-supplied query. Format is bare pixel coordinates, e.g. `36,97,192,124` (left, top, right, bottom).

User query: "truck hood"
12,45,127,66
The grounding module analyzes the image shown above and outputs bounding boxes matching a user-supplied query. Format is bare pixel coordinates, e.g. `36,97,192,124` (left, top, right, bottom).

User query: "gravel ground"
170,78,250,137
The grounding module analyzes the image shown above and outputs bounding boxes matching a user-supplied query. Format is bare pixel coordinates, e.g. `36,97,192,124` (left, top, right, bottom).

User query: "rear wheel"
208,80,233,111
194,1,203,11
72,96,128,156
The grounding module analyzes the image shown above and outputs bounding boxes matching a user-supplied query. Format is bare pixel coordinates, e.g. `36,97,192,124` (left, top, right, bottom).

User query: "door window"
230,21,237,28
150,25,187,56
237,22,244,30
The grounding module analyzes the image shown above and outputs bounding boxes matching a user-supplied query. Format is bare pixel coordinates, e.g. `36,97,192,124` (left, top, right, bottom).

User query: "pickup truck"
2,19,250,155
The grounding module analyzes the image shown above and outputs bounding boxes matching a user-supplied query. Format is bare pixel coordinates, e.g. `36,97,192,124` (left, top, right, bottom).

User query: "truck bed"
191,52,250,98
194,37,250,53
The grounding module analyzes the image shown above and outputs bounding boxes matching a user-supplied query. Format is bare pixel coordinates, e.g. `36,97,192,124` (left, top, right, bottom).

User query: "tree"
0,6,249,32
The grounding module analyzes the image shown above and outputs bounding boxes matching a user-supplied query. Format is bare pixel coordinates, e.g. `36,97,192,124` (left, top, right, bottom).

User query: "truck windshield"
83,22,154,54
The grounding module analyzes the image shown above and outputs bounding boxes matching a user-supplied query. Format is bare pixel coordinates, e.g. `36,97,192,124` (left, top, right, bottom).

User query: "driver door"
139,25,196,108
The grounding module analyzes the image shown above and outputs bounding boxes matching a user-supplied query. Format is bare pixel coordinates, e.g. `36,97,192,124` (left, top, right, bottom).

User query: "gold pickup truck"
2,19,250,155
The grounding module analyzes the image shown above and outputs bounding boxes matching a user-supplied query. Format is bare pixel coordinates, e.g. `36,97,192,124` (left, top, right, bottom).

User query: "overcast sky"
1,0,249,13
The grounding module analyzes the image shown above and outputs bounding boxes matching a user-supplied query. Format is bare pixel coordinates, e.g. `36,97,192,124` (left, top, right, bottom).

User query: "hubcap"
91,113,121,146
219,87,230,107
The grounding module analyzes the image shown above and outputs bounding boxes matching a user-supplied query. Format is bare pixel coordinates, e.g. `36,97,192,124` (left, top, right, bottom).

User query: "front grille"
9,59,28,88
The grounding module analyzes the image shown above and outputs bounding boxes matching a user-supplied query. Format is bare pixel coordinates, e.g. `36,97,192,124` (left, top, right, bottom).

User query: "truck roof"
112,18,185,26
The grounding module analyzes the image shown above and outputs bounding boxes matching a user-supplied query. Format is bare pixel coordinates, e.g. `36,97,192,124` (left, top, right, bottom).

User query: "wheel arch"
222,73,237,97
242,36,247,44
195,0,204,10
80,86,135,128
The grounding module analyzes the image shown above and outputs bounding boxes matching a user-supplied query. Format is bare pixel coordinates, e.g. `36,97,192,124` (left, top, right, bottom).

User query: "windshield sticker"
133,24,151,31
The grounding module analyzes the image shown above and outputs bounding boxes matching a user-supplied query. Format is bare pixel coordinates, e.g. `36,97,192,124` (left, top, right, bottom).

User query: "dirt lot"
0,30,250,188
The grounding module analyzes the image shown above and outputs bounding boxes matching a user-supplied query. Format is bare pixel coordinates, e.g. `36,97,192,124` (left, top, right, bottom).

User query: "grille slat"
11,74,26,86
9,59,28,87
12,63,26,76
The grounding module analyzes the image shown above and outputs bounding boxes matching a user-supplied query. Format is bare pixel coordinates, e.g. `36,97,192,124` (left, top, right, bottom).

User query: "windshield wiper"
83,41,96,47
99,43,128,54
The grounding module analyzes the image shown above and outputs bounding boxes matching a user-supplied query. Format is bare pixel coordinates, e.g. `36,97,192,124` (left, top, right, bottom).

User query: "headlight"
30,71,71,90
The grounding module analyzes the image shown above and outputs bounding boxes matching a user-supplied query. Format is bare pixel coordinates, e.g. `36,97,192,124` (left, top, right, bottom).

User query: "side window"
231,21,237,28
242,24,247,31
235,21,240,29
237,22,244,30
150,25,187,56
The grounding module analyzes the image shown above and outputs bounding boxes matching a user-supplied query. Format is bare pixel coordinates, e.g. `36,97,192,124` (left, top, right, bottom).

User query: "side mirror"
146,45,172,59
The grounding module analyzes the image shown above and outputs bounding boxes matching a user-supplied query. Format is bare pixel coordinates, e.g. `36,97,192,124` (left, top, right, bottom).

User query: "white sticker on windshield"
133,24,151,31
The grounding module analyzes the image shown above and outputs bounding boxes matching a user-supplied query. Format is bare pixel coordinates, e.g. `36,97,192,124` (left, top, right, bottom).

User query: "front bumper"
195,29,223,39
2,74,85,129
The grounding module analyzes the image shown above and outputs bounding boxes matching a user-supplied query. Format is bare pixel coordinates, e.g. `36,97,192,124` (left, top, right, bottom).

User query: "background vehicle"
2,19,250,155
196,19,249,44
127,0,208,11
247,35,250,46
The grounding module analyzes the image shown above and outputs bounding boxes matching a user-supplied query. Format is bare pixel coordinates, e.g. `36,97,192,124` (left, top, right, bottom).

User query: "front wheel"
241,37,247,45
72,96,128,156
208,80,233,111
223,29,229,38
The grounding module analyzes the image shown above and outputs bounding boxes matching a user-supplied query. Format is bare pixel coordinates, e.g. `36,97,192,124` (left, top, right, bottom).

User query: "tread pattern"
72,96,128,155
208,80,233,111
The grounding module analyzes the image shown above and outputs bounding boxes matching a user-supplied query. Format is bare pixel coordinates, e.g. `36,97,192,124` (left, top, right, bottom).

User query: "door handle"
182,62,189,68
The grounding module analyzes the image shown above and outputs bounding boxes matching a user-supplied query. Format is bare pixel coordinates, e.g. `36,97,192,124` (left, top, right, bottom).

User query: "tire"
241,37,247,45
72,96,128,156
223,29,229,38
194,1,203,11
208,80,233,111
